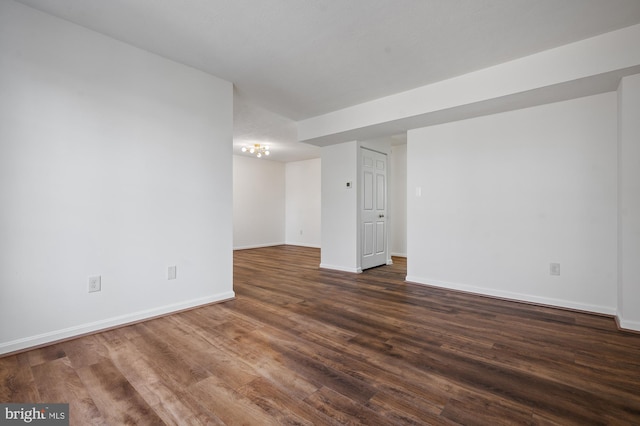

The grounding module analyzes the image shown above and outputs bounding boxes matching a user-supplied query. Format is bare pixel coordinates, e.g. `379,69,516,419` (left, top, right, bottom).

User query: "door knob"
379,214,385,218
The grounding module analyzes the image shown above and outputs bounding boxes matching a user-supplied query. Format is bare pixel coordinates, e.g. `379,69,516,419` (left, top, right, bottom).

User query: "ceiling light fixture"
241,143,270,158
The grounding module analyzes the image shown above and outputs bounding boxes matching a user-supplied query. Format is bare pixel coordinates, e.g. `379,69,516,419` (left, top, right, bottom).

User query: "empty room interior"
2,0,640,424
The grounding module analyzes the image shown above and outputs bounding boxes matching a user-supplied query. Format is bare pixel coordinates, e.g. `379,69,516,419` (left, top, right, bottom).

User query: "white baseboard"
234,243,321,250
320,263,362,273
284,242,321,249
0,291,235,356
390,252,407,258
616,315,640,332
405,275,617,317
233,242,285,250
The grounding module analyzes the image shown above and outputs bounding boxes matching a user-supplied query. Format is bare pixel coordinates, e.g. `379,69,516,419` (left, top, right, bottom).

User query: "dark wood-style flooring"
2,245,640,425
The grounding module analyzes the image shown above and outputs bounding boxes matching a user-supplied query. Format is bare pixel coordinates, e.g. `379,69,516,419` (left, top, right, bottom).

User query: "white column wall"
617,74,640,331
390,144,407,257
320,141,359,272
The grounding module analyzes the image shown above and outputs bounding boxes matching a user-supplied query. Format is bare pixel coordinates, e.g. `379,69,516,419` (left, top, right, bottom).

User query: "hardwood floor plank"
304,385,389,425
60,334,110,369
76,359,165,425
127,322,212,388
95,330,209,425
143,381,219,426
2,245,640,424
26,344,66,367
237,377,330,426
0,356,39,402
440,393,535,426
223,331,322,400
366,387,453,426
30,357,105,425
189,376,280,426
249,327,378,405
396,342,614,421
163,319,261,389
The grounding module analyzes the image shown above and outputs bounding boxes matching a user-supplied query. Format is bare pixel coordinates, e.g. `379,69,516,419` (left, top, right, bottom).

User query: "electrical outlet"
88,276,101,293
550,263,561,276
168,266,177,280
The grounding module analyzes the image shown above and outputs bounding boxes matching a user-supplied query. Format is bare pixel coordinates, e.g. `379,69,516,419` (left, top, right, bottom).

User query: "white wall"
233,155,285,249
285,158,321,247
618,74,640,330
0,1,234,354
390,144,407,257
320,141,359,272
407,93,618,315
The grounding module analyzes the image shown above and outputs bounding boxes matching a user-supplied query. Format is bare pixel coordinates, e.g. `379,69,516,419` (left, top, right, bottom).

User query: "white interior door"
361,148,388,270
